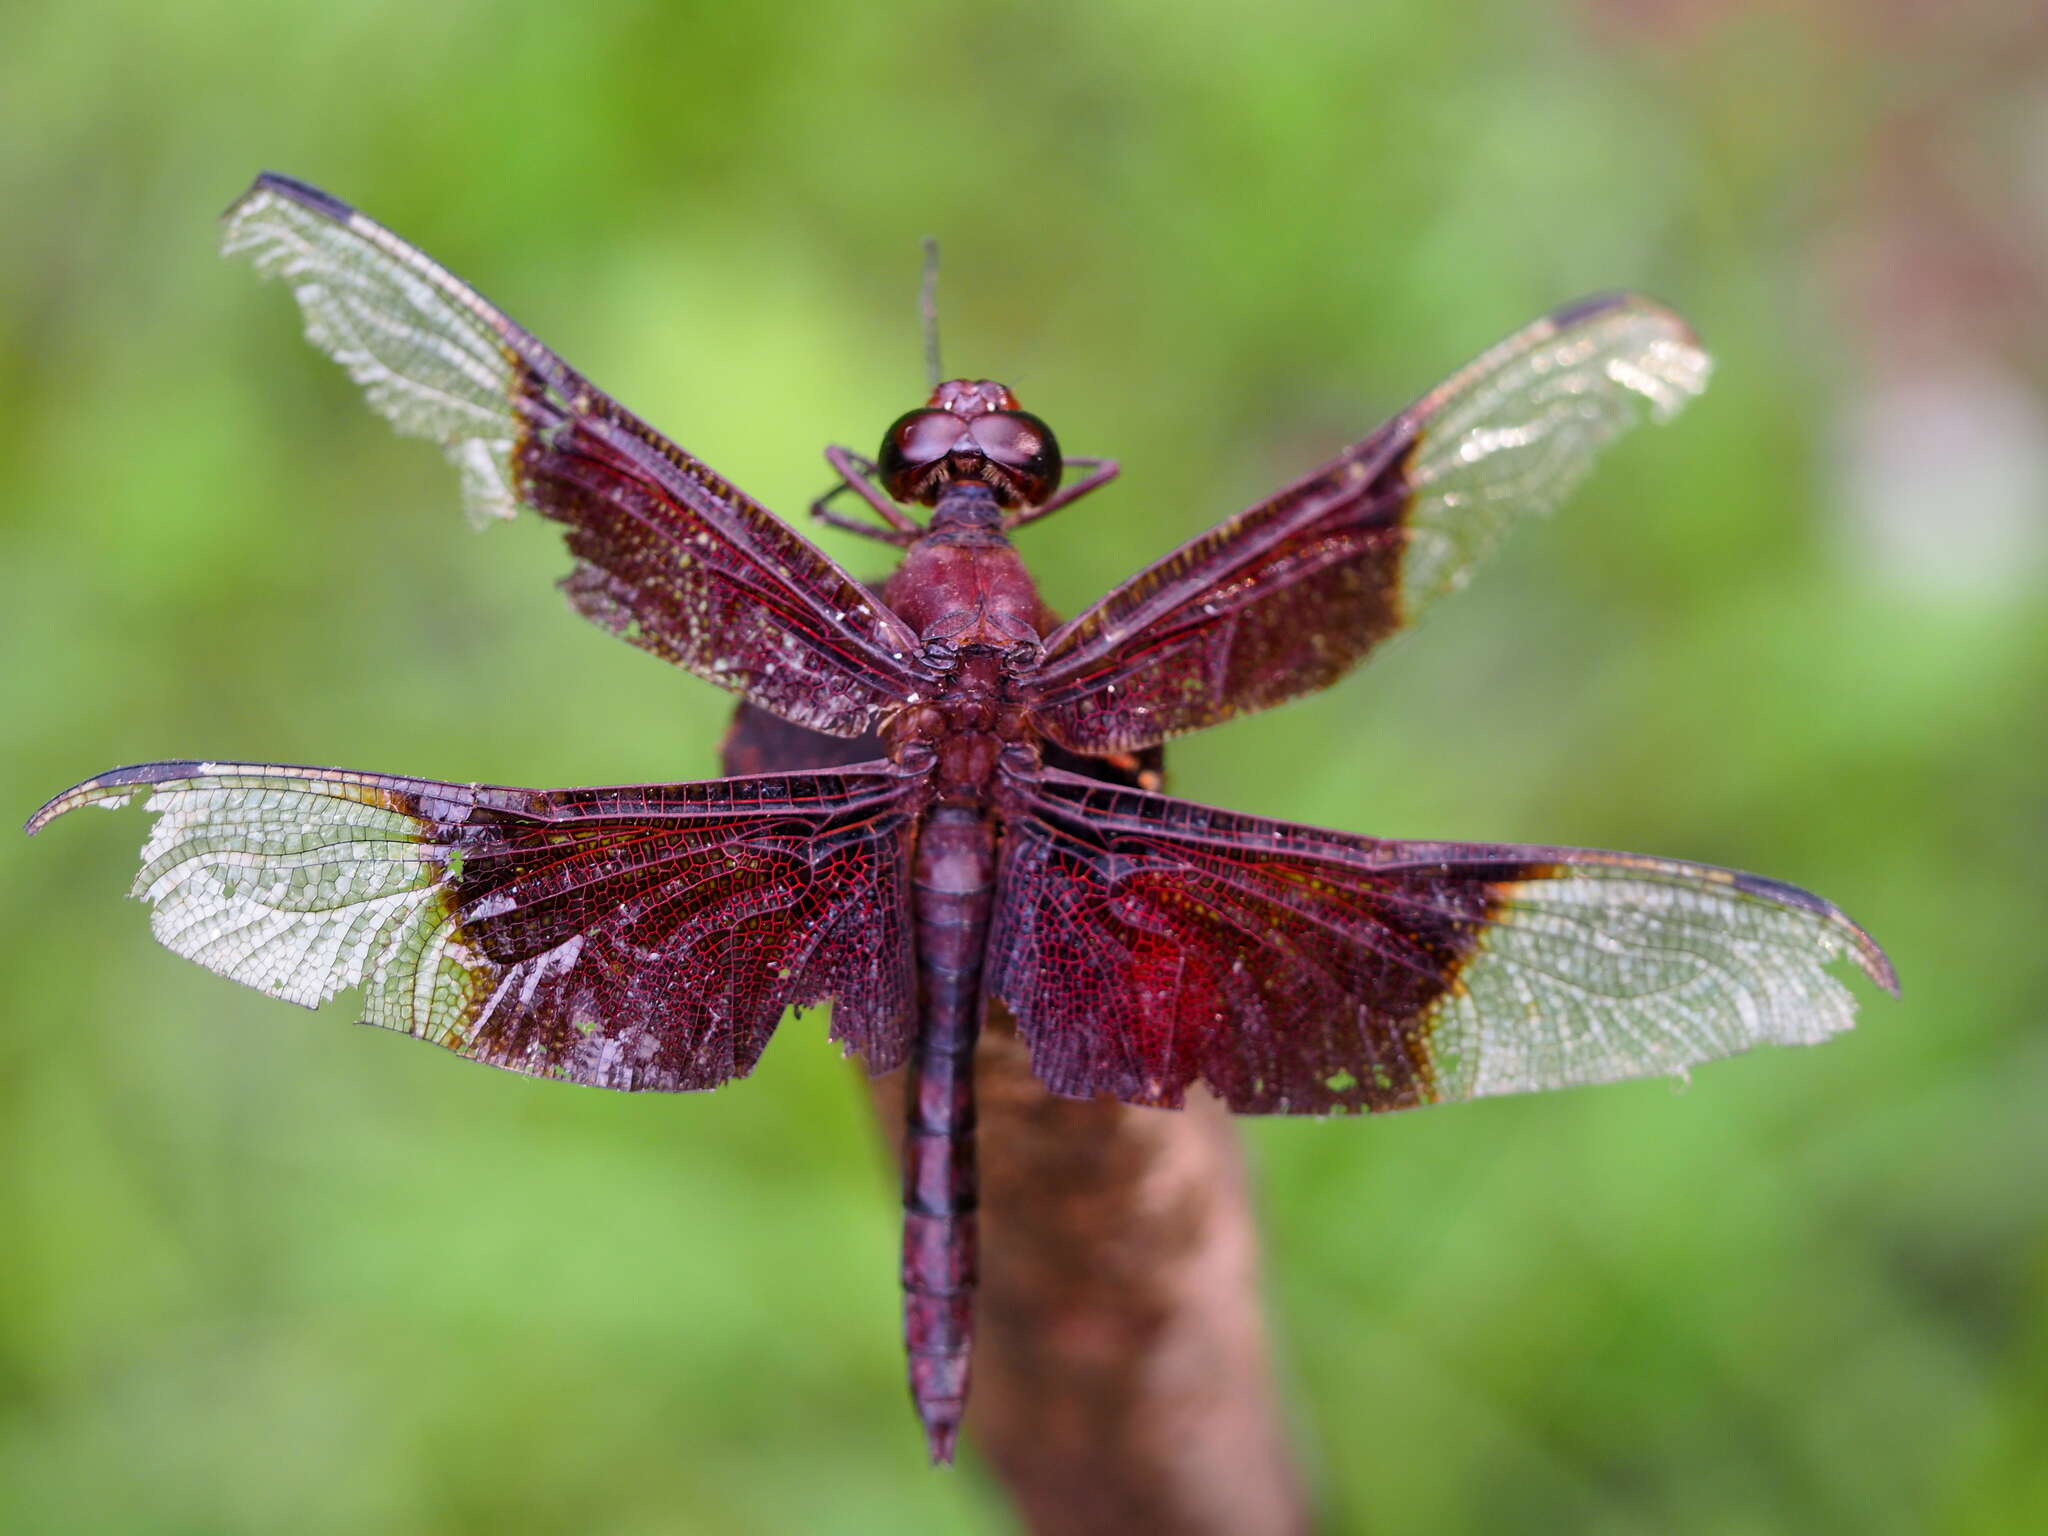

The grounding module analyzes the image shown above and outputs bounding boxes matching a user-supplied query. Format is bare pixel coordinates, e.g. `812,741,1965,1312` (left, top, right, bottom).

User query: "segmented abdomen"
902,805,995,1464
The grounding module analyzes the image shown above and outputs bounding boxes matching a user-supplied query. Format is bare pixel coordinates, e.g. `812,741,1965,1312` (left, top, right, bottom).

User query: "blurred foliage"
4,1,2045,1531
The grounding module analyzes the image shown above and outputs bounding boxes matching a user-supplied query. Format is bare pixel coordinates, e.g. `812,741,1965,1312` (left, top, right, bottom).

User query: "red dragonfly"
29,174,1896,1465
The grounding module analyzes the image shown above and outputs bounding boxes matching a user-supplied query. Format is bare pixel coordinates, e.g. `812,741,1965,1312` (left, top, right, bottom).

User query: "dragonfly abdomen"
902,804,995,1464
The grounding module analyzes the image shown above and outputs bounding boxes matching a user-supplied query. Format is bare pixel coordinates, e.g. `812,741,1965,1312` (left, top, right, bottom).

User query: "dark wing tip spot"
25,760,211,835
1730,869,1829,914
1546,292,1636,330
229,172,357,224
1547,291,1703,349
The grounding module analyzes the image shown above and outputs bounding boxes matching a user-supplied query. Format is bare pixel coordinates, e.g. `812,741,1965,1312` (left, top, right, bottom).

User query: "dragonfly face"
877,378,1064,510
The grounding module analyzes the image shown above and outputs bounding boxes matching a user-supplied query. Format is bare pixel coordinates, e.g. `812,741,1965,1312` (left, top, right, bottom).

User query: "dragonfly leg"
810,445,923,544
1002,456,1120,531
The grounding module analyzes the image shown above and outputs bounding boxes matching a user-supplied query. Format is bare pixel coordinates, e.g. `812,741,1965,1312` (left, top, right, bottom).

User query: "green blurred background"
5,2,2044,1531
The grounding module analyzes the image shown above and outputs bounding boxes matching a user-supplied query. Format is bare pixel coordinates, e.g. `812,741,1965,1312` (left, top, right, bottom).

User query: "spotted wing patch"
28,760,924,1091
222,173,935,736
1026,295,1708,754
990,766,1893,1114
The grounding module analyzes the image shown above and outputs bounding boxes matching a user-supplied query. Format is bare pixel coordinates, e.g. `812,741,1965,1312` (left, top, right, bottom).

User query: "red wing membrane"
28,760,925,1090
222,174,936,736
1025,295,1709,753
990,766,1896,1114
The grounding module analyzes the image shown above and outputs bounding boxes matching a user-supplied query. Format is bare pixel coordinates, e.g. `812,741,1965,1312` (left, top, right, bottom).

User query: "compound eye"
971,411,1063,505
878,409,967,501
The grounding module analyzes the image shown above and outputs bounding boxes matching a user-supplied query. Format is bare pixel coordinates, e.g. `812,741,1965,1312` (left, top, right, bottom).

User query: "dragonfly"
28,173,1897,1466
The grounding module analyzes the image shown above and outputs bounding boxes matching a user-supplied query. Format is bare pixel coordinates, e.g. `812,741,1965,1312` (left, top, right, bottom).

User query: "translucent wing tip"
25,762,211,836
213,167,539,531
1727,869,1901,997
1531,852,1900,1000
1543,291,1713,420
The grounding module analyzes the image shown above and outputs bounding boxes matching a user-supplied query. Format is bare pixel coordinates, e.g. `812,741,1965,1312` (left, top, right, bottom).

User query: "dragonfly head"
878,380,1064,510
